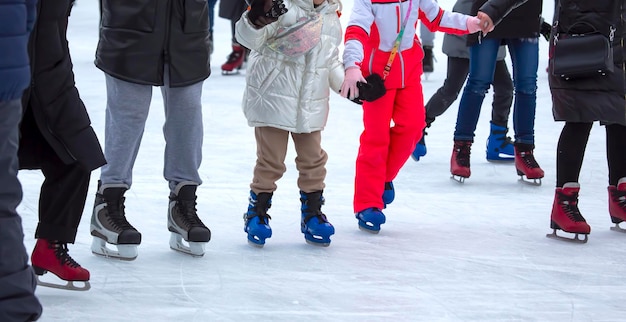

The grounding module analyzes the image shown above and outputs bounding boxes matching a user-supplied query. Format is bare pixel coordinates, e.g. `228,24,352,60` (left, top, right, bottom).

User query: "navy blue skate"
382,181,395,208
356,207,386,233
244,191,273,247
300,191,335,246
411,135,427,161
486,122,515,162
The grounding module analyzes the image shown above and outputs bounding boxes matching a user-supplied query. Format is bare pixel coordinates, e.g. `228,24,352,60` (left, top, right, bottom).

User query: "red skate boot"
31,239,91,291
450,140,472,183
608,177,626,232
221,44,246,75
546,182,590,243
514,143,544,185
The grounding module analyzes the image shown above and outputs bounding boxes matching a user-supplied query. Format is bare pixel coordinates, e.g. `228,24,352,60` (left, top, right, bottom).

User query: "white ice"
17,1,626,321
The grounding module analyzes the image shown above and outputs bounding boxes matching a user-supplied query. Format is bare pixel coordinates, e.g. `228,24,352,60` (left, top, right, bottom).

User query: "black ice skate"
168,183,211,257
91,182,142,260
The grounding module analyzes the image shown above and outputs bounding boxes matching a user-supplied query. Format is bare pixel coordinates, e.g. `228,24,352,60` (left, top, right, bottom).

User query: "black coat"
548,0,625,125
218,0,247,21
20,0,106,172
468,0,542,46
96,0,211,87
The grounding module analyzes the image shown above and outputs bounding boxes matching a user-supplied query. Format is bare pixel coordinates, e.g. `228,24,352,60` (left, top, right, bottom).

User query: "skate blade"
610,223,626,233
36,275,91,292
221,70,240,75
169,233,207,257
357,222,381,234
247,234,267,248
450,175,467,183
304,234,332,247
91,237,138,261
518,176,542,186
546,229,588,243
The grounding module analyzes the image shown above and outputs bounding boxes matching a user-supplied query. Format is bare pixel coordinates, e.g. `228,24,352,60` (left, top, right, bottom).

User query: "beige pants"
251,127,328,194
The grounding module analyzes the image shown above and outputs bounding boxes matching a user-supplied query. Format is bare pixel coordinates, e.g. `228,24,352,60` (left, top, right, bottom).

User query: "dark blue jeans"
208,0,218,34
454,37,539,145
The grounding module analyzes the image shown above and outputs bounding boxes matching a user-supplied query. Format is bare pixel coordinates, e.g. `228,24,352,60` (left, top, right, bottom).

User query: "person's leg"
549,122,592,238
420,16,436,73
250,127,290,193
606,124,626,224
507,38,539,145
291,131,334,245
36,148,91,244
491,59,514,126
99,74,153,187
556,122,592,187
0,99,42,321
425,57,470,124
387,84,425,181
160,76,204,192
453,39,500,142
354,90,396,213
207,0,218,34
485,59,515,161
291,131,328,193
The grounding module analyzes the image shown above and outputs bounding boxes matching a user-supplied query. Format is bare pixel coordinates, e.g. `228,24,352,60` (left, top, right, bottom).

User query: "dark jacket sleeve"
479,0,529,26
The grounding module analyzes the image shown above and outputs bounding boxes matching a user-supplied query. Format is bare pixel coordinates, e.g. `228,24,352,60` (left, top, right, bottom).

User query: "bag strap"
553,1,615,43
382,0,413,80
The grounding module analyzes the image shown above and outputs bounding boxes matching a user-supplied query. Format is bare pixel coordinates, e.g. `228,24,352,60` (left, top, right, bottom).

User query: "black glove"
540,21,552,42
356,73,386,102
247,0,287,28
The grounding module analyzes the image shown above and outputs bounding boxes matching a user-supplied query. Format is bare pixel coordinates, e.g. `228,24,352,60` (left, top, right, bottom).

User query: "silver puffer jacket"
235,0,344,133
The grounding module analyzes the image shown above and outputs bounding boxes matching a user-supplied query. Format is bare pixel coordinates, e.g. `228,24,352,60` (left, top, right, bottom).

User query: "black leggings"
556,122,626,187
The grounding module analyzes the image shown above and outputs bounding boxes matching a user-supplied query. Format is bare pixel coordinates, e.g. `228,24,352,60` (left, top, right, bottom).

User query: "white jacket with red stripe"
343,0,471,88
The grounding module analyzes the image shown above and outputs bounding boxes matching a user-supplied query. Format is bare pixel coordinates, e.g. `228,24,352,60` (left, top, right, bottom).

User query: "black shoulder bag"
550,2,615,80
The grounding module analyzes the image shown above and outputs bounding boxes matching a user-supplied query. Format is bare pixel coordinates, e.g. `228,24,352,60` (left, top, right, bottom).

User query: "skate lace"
454,142,471,167
226,49,243,64
176,199,206,228
558,191,586,222
492,129,513,149
105,196,136,231
50,242,81,268
301,197,329,224
519,151,540,169
611,189,626,207
246,197,272,224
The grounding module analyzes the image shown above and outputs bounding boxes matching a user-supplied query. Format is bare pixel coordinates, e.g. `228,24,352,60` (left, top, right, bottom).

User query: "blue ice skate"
300,191,335,246
244,191,273,247
382,181,395,208
411,136,427,161
355,207,386,234
486,122,515,162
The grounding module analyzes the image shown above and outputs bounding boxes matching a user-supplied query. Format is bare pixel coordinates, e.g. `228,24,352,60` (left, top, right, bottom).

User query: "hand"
540,21,552,41
340,67,366,101
357,74,386,102
466,16,482,34
247,0,287,28
477,11,494,34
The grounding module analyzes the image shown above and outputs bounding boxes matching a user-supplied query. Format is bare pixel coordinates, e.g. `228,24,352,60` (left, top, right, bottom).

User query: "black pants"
556,122,626,187
19,107,91,243
425,57,513,128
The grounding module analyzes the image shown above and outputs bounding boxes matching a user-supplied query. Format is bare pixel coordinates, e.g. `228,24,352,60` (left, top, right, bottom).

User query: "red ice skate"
221,44,246,75
608,177,626,232
514,144,544,185
546,183,590,243
31,239,91,291
450,140,472,183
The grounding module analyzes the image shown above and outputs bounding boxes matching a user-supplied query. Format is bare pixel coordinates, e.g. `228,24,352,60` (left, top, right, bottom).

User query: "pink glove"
340,67,366,100
466,16,482,34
